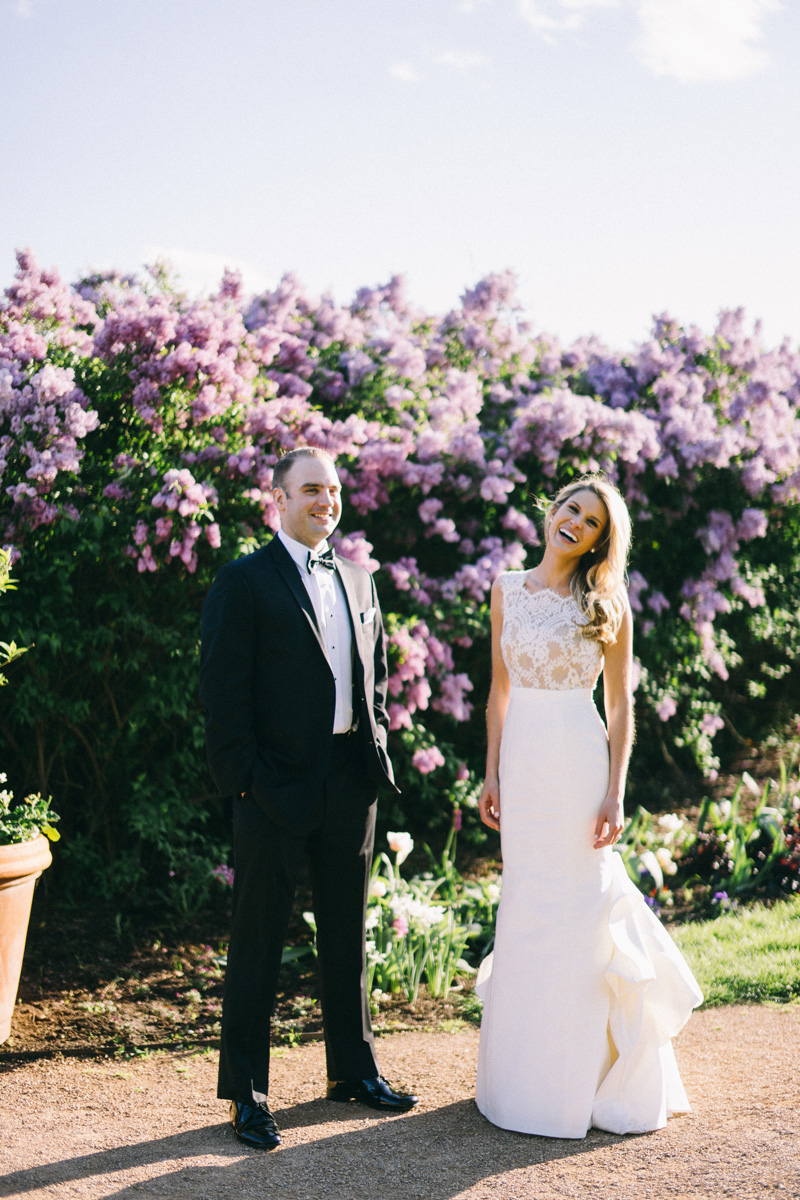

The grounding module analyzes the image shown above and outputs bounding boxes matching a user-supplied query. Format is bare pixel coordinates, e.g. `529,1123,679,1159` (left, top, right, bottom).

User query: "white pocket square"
361,607,376,625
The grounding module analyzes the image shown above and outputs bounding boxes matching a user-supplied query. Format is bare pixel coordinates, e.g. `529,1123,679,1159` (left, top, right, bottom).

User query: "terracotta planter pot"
0,835,52,1044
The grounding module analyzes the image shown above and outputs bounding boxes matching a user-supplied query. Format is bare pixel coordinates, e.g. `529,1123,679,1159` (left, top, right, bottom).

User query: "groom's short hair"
273,446,336,494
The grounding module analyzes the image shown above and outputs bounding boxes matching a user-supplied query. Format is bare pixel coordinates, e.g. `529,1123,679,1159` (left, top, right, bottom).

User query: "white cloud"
435,50,488,71
389,61,419,83
633,0,779,83
518,0,778,82
518,0,619,40
518,0,581,36
9,0,51,16
142,247,271,299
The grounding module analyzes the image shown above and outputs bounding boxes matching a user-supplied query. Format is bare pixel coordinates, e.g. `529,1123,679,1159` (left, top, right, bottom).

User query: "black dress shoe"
326,1075,418,1113
230,1101,281,1149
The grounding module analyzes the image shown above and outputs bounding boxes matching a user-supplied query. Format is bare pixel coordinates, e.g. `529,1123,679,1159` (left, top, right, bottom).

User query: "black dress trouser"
217,735,379,1102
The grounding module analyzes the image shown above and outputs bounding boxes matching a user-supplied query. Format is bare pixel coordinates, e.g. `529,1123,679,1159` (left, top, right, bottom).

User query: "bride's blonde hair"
542,474,631,644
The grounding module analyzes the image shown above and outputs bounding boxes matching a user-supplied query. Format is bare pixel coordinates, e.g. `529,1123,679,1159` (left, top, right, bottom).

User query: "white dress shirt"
277,529,354,734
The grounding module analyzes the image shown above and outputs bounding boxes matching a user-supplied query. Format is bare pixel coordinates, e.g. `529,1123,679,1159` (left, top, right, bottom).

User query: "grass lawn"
670,893,800,1006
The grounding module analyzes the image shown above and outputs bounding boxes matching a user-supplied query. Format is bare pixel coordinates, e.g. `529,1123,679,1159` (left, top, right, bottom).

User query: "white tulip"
387,831,414,865
741,772,760,796
639,850,664,890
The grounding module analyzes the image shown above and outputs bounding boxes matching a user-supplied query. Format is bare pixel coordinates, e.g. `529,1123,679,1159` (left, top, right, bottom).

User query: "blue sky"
1,0,797,349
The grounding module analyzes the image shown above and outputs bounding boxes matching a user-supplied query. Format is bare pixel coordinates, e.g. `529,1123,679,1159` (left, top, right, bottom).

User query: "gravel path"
1,1005,798,1199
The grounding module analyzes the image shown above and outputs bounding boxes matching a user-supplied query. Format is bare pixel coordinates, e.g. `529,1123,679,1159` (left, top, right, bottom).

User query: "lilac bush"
1,248,799,905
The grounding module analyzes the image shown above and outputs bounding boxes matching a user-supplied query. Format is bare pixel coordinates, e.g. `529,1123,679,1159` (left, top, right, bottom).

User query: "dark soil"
2,890,471,1066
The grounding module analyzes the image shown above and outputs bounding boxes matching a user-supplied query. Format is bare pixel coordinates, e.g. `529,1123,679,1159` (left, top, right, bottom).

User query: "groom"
199,446,417,1150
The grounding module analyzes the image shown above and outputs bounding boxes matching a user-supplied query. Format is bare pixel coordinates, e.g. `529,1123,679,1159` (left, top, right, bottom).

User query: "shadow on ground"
0,1097,629,1200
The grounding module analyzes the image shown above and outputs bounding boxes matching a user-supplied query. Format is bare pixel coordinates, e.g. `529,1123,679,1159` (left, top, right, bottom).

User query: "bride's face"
548,489,608,559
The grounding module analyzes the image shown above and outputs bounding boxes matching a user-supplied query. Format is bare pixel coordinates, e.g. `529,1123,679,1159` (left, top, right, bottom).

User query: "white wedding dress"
475,572,703,1139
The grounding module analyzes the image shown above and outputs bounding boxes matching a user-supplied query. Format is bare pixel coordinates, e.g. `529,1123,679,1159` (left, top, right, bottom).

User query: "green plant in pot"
0,783,60,847
0,549,60,1044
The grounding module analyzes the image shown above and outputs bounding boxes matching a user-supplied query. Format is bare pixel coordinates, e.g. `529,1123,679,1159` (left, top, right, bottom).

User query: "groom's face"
274,456,342,549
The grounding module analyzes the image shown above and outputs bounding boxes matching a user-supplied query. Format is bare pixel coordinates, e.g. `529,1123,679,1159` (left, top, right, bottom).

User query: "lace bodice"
498,571,603,690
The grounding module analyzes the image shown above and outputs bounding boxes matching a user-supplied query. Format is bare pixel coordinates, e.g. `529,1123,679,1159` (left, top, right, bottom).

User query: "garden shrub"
0,251,798,911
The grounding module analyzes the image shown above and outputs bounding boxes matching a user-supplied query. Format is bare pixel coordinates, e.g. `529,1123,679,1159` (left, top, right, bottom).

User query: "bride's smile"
550,490,608,558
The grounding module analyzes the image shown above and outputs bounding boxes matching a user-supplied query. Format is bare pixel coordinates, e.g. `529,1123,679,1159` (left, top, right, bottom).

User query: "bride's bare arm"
479,579,511,832
593,601,634,849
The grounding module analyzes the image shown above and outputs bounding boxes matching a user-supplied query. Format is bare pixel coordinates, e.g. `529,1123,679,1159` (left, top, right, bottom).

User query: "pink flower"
736,507,768,542
418,498,443,524
412,746,445,775
700,713,725,737
333,530,379,573
433,673,474,722
627,571,648,613
648,591,670,616
480,474,514,504
388,703,413,731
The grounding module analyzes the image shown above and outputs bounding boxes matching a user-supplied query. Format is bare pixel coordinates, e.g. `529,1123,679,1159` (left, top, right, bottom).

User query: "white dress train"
475,572,703,1139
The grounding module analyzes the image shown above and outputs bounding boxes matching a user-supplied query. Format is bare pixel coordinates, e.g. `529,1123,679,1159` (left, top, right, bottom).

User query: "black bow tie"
307,547,336,574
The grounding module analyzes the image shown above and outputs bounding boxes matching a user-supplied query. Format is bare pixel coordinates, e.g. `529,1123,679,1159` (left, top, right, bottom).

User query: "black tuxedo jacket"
199,535,397,830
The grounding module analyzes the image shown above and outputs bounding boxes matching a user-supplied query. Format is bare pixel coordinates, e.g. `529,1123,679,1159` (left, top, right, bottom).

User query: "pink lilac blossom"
332,531,380,574
699,713,725,738
411,746,446,774
627,571,648,614
647,591,670,616
0,358,99,539
432,673,474,722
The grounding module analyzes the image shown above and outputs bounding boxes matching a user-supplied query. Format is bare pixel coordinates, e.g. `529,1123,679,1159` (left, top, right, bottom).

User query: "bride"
476,475,702,1139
